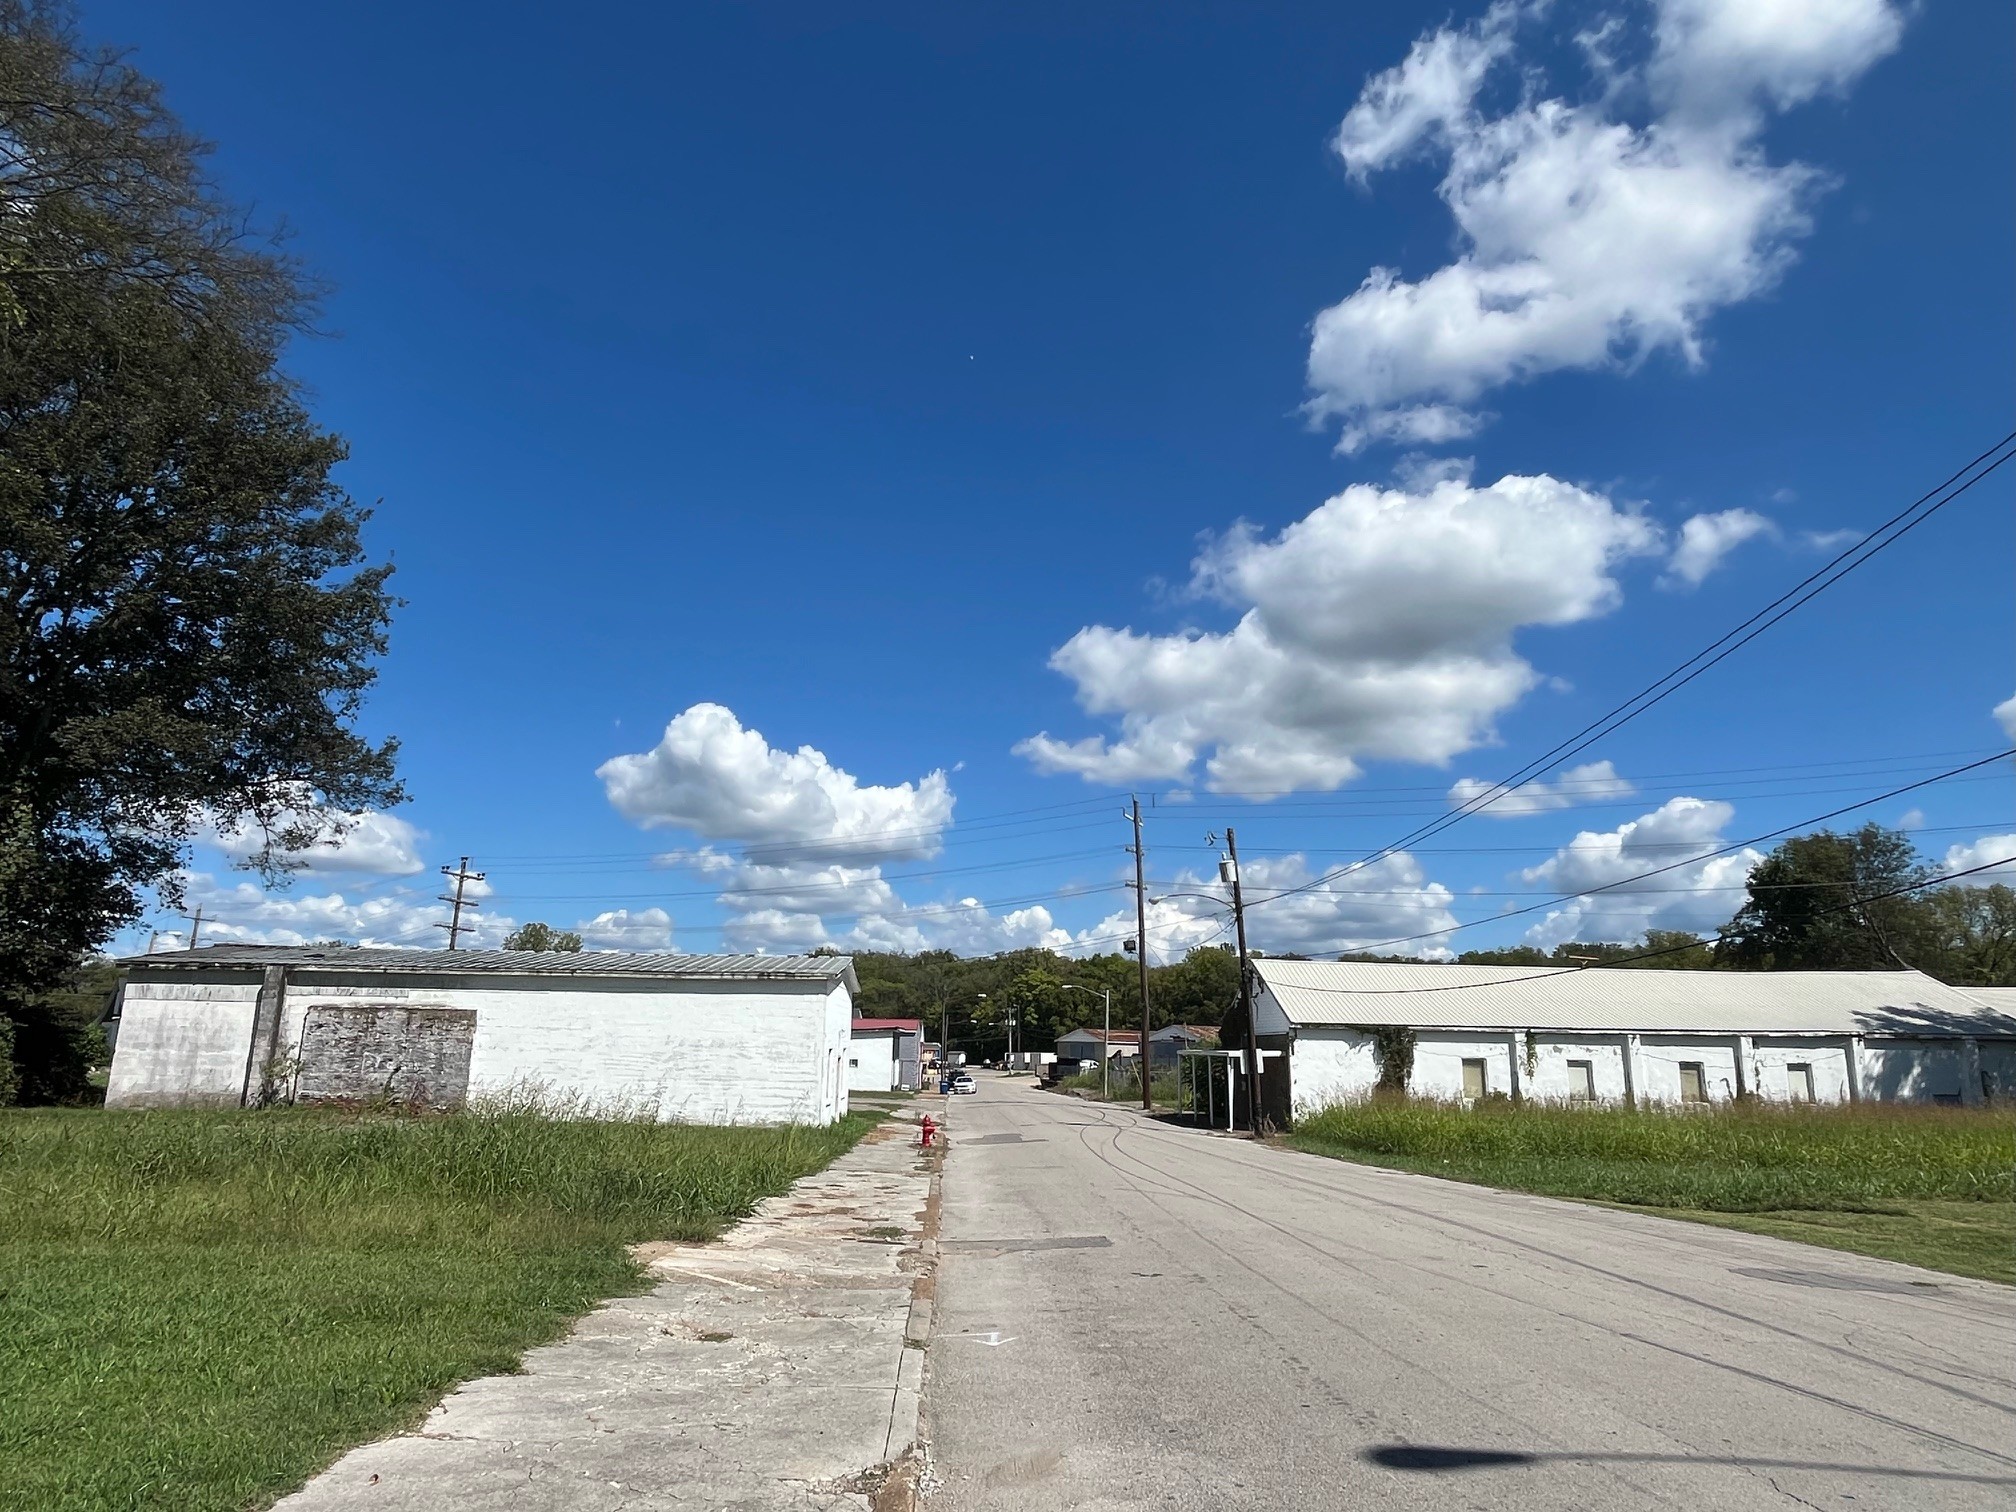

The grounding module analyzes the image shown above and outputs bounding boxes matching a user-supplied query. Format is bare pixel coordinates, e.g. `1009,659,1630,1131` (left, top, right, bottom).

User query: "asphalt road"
924,1075,2016,1511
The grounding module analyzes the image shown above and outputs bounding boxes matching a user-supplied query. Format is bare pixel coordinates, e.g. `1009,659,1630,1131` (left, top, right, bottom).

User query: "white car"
950,1073,977,1095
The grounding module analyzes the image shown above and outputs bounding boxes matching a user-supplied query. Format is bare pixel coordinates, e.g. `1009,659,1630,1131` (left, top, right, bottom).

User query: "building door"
1461,1058,1487,1100
1786,1063,1815,1103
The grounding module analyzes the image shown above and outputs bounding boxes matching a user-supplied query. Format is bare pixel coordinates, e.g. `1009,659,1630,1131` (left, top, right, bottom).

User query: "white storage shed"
106,946,860,1125
1249,960,2016,1120
846,1018,923,1093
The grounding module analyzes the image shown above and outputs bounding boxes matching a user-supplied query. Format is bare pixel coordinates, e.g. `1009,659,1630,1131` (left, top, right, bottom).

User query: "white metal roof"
1966,986,2016,1014
1252,959,2016,1038
123,945,858,993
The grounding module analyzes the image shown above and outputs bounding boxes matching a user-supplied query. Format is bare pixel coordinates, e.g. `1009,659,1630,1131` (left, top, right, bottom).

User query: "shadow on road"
1364,1445,2016,1486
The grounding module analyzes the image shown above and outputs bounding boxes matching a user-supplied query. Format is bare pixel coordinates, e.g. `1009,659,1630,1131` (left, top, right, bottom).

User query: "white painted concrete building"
1249,960,2016,1120
106,946,859,1125
846,1018,923,1093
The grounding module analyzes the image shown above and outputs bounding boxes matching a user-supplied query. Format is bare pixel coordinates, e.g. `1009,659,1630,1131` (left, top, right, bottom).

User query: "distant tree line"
845,823,2015,1062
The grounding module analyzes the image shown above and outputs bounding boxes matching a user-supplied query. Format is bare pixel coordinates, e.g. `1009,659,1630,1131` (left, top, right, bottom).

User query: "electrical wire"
1269,853,2016,995
1246,433,2016,913
1277,748,2012,955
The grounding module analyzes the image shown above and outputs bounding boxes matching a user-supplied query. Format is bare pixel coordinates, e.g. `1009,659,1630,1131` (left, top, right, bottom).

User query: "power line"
1287,749,2012,956
1161,820,2012,858
1248,433,2016,913
1272,853,2016,996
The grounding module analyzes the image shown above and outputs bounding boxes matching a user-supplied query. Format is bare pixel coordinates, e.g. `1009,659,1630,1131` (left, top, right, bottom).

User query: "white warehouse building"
1248,960,2016,1121
106,946,860,1125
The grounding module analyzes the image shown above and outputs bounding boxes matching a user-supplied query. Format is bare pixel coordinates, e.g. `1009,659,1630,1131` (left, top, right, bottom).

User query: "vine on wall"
1354,1025,1417,1093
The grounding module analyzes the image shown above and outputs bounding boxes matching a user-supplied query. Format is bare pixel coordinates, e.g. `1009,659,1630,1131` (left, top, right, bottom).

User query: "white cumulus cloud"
1018,471,1661,793
603,704,1063,956
1448,760,1635,818
577,907,675,950
1520,795,1763,947
1308,0,1904,451
198,792,425,877
1940,835,2016,882
1070,851,1458,963
598,703,954,865
1995,694,2016,742
1664,508,1775,587
163,872,510,950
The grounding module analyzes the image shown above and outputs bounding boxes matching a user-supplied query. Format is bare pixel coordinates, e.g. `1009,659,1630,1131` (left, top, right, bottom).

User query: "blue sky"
98,0,2012,961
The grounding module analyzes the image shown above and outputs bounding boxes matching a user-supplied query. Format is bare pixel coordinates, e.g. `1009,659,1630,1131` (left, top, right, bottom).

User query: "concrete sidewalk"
276,1114,940,1512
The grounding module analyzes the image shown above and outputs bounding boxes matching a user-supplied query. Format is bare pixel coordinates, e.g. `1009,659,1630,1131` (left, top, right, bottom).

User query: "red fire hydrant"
919,1114,937,1149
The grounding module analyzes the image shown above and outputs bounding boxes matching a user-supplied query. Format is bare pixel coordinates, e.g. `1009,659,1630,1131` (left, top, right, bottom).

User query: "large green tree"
0,3,400,1098
1917,884,2016,987
1719,825,1931,972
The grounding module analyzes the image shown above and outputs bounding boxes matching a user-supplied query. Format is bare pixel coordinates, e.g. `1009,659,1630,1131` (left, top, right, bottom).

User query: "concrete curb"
875,1101,947,1511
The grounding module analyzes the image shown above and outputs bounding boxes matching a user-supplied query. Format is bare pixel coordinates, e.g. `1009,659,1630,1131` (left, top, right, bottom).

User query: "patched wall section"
294,1004,477,1110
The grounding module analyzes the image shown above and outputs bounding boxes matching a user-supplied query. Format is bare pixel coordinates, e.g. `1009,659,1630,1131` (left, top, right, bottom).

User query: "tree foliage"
3,953,113,1104
0,2,400,1082
1719,825,1930,972
501,922,582,953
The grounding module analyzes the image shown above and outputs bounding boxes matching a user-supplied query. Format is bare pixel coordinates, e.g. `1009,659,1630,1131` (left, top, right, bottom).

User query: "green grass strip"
0,1106,876,1510
1288,1098,2014,1284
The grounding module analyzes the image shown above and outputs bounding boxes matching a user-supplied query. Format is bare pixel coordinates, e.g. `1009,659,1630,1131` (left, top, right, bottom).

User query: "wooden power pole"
183,905,205,951
1128,797,1153,1110
436,857,486,950
1222,828,1261,1134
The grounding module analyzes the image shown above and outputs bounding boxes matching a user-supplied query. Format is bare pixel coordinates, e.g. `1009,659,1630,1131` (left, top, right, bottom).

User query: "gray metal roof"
1252,959,2016,1038
1967,987,2016,1012
122,945,858,992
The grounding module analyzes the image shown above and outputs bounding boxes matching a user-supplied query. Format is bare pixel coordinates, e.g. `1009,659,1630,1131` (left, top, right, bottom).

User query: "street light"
1060,983,1113,1100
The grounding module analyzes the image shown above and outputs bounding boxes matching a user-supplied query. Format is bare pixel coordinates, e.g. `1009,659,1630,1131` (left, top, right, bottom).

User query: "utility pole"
1223,828,1261,1135
1062,984,1114,1101
1127,797,1153,1110
183,905,205,951
436,857,486,950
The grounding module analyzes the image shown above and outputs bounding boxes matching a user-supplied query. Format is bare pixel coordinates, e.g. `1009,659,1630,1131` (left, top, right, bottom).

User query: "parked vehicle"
951,1072,977,1095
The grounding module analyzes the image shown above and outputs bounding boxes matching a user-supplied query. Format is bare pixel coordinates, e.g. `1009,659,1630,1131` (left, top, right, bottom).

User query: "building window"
1678,1062,1707,1103
1786,1063,1814,1103
1566,1060,1595,1101
1462,1058,1488,1100
848,1058,859,1069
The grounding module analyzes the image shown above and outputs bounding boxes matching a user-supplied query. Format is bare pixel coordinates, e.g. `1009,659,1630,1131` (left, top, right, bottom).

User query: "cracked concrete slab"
275,1116,940,1512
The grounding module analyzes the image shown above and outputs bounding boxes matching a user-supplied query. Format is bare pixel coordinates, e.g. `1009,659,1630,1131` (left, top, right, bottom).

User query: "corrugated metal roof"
1253,959,2016,1038
1967,987,2016,1012
123,945,857,992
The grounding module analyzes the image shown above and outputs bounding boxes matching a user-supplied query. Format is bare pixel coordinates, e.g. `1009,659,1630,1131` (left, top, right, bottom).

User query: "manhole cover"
1732,1267,1939,1294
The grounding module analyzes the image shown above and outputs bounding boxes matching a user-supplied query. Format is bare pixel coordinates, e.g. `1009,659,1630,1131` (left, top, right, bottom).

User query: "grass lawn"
0,1106,875,1511
1288,1099,2014,1284
1057,1069,1181,1107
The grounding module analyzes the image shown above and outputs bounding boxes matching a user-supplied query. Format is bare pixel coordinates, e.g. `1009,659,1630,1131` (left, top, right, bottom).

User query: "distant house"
1148,1023,1219,1067
1245,959,2016,1124
106,945,859,1125
849,1018,923,1092
1054,1027,1140,1063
